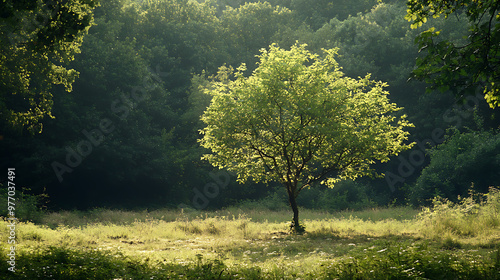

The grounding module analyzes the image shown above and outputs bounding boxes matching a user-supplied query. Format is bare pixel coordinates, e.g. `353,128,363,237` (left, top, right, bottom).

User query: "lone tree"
200,43,413,233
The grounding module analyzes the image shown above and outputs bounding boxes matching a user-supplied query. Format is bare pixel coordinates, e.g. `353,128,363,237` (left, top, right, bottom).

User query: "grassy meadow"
1,191,500,279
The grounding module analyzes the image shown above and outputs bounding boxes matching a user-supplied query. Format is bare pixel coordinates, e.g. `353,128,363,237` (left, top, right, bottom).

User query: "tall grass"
39,206,418,227
418,187,500,245
1,232,499,279
1,196,500,279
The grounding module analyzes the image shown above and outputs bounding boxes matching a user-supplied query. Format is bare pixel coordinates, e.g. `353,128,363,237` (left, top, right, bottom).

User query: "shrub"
236,190,289,211
237,180,379,212
311,180,378,211
411,129,500,205
0,187,46,223
418,187,500,238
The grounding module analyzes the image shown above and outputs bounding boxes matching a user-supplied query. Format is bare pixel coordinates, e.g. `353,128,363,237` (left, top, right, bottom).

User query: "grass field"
1,192,500,279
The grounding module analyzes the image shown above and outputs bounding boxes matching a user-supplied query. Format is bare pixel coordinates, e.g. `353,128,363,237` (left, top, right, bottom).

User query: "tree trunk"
287,185,302,233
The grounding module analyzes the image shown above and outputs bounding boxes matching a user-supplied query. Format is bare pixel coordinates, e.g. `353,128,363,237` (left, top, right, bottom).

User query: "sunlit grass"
3,207,422,265
1,201,500,279
40,206,419,226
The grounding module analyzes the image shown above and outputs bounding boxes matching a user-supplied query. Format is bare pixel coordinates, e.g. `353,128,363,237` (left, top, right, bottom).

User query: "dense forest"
1,0,500,212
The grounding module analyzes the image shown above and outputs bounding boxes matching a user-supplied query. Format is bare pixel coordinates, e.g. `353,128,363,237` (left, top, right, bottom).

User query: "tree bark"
287,185,301,232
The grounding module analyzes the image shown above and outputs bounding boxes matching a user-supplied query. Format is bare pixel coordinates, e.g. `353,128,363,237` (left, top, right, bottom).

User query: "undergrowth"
1,190,500,279
419,187,500,244
0,242,499,279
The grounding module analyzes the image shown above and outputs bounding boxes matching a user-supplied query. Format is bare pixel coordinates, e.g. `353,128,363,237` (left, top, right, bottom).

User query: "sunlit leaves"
0,0,98,133
406,0,500,108
200,43,413,192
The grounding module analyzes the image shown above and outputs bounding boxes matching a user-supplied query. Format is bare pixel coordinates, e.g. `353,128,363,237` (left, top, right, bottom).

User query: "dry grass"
1,204,499,279
0,207,423,268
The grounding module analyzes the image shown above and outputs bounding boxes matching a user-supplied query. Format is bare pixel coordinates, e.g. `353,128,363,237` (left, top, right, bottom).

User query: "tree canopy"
406,0,500,108
200,43,414,231
0,0,98,133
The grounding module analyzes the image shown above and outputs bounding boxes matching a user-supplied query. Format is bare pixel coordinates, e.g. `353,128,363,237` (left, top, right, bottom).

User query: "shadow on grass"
1,240,499,280
224,229,423,263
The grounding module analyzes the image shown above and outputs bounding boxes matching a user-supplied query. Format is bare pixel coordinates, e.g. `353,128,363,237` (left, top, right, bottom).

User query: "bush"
236,190,289,211
418,187,500,238
0,187,46,223
310,180,378,211
411,129,500,205
236,180,379,212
